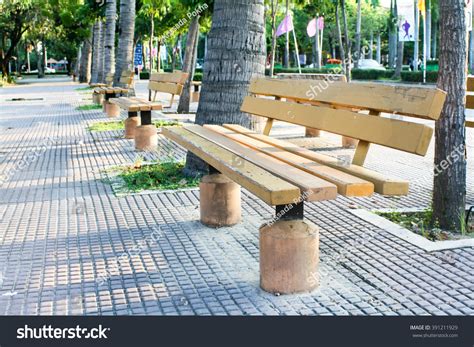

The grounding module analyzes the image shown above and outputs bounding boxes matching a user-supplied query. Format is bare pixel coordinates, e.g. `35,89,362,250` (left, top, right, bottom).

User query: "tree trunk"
314,19,321,69
177,15,200,114
79,37,92,83
340,0,351,81
388,0,396,68
354,0,362,68
97,22,106,83
432,0,467,231
269,0,278,77
91,20,101,83
393,41,404,79
114,0,136,88
74,45,82,77
335,1,346,74
149,17,154,72
38,40,45,78
284,0,289,68
104,0,116,77
376,33,381,63
184,0,266,175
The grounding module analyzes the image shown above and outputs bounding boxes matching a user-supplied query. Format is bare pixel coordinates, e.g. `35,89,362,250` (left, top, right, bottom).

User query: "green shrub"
351,69,394,80
140,71,150,80
193,72,202,81
400,71,438,83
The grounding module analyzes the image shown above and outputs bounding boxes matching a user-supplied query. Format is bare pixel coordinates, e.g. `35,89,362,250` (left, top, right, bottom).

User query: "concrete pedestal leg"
200,173,241,228
305,127,321,137
124,112,140,139
260,218,319,294
92,93,104,105
134,124,157,150
341,136,358,148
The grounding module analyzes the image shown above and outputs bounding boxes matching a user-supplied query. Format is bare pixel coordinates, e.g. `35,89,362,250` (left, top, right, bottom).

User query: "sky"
379,0,391,8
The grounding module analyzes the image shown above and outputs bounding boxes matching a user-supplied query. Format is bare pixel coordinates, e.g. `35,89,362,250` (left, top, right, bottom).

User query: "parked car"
357,59,385,71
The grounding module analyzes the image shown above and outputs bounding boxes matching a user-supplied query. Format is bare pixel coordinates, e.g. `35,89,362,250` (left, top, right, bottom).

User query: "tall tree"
97,21,106,82
104,0,117,77
284,0,290,68
269,0,279,76
340,0,351,80
90,20,102,83
354,0,362,68
79,33,92,83
114,0,136,87
432,0,467,230
185,0,266,175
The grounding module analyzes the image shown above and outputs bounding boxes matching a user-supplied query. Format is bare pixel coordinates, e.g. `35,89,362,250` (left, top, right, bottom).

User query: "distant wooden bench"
91,73,114,104
148,71,189,108
191,81,201,103
465,76,474,128
93,70,134,117
162,78,446,294
109,97,162,150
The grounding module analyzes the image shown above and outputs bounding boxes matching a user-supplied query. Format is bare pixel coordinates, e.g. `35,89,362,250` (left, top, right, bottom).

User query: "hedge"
400,71,438,83
351,69,394,80
139,70,202,81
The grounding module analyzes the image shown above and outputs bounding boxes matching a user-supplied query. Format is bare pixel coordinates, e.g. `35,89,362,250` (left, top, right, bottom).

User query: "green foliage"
88,120,180,132
400,71,438,83
77,104,103,111
351,68,394,80
118,161,200,192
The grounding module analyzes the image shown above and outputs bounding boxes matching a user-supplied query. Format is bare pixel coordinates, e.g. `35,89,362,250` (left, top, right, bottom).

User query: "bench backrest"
105,73,114,85
276,73,347,82
241,78,446,160
148,71,189,95
119,70,134,87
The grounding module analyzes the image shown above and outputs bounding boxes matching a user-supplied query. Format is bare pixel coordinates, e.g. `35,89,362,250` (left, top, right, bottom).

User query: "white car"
357,59,385,71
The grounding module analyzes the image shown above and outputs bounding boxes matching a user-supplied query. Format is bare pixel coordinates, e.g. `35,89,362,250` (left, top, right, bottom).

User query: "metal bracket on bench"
140,110,152,125
275,201,304,220
128,111,138,118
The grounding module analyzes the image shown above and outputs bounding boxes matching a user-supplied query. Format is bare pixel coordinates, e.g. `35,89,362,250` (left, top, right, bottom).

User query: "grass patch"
88,119,180,132
377,209,474,241
76,86,93,91
77,104,102,111
117,160,200,192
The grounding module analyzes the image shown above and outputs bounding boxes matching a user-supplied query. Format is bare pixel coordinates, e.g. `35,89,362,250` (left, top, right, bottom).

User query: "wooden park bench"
148,71,189,108
109,97,163,150
465,76,474,128
91,73,114,104
93,70,134,117
162,78,446,295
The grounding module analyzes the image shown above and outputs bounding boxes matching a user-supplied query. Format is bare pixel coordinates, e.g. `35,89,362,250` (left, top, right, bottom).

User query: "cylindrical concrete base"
341,136,358,149
124,117,141,139
305,127,321,137
200,174,241,228
105,102,120,118
135,124,158,151
92,93,104,105
260,219,319,294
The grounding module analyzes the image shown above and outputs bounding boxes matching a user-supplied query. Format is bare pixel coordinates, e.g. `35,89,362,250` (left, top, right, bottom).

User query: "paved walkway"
0,77,473,315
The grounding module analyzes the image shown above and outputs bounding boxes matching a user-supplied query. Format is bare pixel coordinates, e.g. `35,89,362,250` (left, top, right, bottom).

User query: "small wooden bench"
465,76,474,128
93,70,134,117
91,73,114,104
148,71,189,108
109,97,163,150
162,78,446,294
191,81,201,103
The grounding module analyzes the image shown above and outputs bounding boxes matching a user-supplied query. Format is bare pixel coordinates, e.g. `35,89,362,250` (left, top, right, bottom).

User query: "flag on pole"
307,18,317,37
276,15,294,37
398,0,415,42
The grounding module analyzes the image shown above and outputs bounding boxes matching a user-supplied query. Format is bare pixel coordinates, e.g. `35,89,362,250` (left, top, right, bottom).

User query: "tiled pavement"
0,77,473,316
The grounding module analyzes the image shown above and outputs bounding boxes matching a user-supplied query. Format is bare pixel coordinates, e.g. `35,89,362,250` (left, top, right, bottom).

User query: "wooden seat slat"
162,127,301,205
222,124,409,196
204,125,374,197
248,78,446,120
150,72,188,84
184,125,338,201
240,97,434,156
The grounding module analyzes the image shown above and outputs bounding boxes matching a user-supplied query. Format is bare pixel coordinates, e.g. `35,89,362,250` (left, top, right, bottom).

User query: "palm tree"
90,20,102,83
114,0,136,87
354,0,362,68
184,0,266,175
177,15,200,113
79,32,92,83
97,21,105,83
104,0,117,78
432,0,467,230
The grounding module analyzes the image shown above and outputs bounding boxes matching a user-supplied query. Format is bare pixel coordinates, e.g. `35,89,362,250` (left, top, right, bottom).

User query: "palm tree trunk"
104,0,116,77
269,0,278,77
37,40,45,79
185,0,266,175
426,0,431,60
177,15,200,114
114,0,135,88
335,1,346,74
91,20,101,83
432,0,467,231
376,33,381,63
354,0,362,68
340,0,351,81
413,1,419,71
97,22,105,83
149,17,154,72
79,36,92,83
